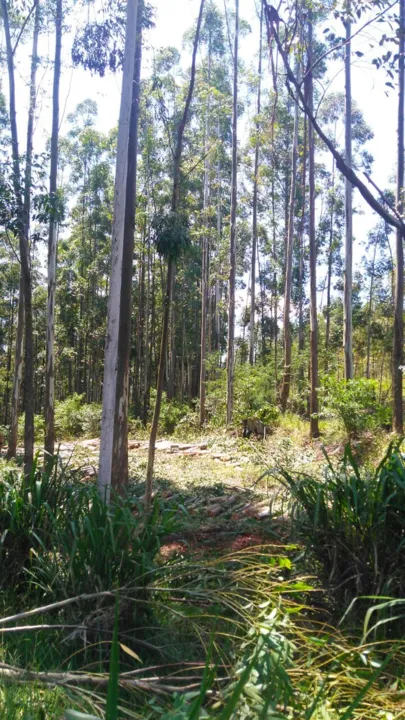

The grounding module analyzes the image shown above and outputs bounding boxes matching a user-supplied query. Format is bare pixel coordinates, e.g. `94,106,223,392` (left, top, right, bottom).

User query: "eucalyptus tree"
226,0,239,424
1,0,40,471
393,0,404,433
97,0,139,499
44,0,62,459
145,0,206,507
249,0,263,367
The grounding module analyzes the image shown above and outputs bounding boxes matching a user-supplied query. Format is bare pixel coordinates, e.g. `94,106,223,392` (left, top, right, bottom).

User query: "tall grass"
278,441,405,603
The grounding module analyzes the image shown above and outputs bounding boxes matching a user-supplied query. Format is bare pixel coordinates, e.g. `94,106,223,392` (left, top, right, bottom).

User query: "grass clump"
278,440,405,603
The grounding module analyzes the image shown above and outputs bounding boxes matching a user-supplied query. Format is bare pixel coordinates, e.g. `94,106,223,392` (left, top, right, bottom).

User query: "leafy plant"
278,441,405,602
319,376,389,436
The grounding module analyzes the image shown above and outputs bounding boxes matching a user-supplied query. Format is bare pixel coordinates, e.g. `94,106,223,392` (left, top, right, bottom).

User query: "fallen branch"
0,662,209,695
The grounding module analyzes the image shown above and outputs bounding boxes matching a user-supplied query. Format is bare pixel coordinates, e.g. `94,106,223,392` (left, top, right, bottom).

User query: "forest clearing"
3,0,405,715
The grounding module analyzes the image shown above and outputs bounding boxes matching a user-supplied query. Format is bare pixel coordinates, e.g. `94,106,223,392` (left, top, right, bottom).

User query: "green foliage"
54,393,86,437
206,364,277,427
278,442,405,601
319,376,390,435
0,454,173,596
149,389,188,434
18,395,102,442
152,211,190,261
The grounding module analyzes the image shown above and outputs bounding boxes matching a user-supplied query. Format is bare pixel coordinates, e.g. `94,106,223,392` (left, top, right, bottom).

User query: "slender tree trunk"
215,143,221,352
98,0,140,499
145,0,205,505
325,160,335,367
366,239,377,379
280,76,299,410
44,0,62,458
199,40,211,426
343,0,353,380
272,174,278,379
306,12,320,439
249,1,263,366
226,0,239,425
167,267,176,399
7,276,24,459
393,0,404,433
2,0,38,473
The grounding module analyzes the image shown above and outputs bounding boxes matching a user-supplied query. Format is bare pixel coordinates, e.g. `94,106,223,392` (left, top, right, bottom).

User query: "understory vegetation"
1,426,405,718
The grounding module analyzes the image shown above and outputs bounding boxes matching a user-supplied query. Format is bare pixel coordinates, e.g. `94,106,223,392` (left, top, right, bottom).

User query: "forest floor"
31,416,390,554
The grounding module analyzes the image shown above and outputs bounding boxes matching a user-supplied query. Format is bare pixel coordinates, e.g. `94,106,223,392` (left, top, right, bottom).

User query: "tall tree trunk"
2,0,38,473
280,76,299,411
167,267,176,399
393,0,404,433
325,159,335,367
44,0,62,458
98,0,140,499
306,12,320,439
366,239,378,379
215,142,221,352
145,0,205,505
298,116,307,406
199,39,211,426
343,0,353,380
226,0,239,425
249,0,263,366
7,275,24,459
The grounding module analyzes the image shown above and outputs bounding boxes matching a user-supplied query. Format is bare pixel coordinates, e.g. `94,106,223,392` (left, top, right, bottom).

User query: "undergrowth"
1,445,405,718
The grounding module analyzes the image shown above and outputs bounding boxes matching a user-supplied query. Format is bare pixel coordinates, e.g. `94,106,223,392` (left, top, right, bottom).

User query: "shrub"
278,441,405,602
54,393,84,437
0,454,175,595
206,363,277,427
149,389,188,434
80,402,102,437
319,376,389,435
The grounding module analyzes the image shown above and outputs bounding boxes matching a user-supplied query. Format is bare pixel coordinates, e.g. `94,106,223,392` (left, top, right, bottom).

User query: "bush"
149,389,188,434
206,363,277,427
80,402,102,437
279,441,405,602
54,393,84,437
0,454,174,595
319,376,390,435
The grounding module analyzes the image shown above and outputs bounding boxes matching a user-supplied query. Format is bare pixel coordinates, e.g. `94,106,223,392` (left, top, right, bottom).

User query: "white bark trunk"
98,0,139,500
343,0,353,380
226,0,239,425
45,0,62,458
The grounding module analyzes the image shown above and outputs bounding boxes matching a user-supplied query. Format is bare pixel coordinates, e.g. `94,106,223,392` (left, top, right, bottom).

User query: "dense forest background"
0,0,404,481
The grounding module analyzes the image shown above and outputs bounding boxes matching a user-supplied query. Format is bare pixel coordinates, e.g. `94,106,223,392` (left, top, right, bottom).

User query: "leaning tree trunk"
226,0,239,425
145,0,206,507
98,0,140,500
44,0,62,459
343,0,353,380
393,0,404,433
199,36,211,427
249,0,263,367
306,12,320,439
280,75,299,411
2,0,38,474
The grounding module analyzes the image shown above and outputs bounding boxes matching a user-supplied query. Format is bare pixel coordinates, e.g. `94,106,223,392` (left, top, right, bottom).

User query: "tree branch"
12,0,39,56
264,1,404,233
